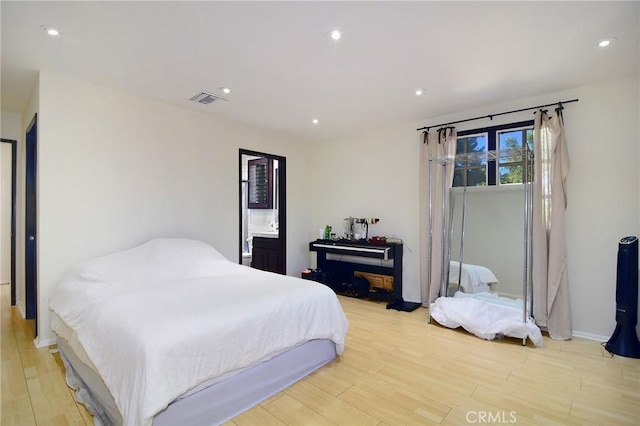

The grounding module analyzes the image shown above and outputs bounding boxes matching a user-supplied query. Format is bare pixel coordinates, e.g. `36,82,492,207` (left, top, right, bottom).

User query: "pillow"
449,260,499,287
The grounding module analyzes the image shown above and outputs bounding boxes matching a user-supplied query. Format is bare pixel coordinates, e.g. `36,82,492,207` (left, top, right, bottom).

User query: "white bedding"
49,239,349,426
449,261,499,292
429,291,542,347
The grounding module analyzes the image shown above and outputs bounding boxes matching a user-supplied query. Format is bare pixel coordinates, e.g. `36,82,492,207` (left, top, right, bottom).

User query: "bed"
429,291,542,347
448,260,499,294
49,238,349,426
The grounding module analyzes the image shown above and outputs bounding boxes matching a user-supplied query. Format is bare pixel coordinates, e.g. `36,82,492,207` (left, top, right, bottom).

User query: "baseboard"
572,330,609,342
16,301,26,318
34,335,57,348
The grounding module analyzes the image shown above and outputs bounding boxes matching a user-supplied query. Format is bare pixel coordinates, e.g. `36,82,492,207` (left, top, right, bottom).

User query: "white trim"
451,183,524,194
34,335,57,348
16,300,26,318
572,330,609,342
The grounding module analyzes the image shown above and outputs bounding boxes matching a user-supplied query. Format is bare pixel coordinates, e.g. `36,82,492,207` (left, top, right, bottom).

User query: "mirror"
448,187,525,298
445,122,533,300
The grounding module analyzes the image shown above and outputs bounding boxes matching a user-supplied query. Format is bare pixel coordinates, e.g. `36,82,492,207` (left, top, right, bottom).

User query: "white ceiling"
2,1,638,141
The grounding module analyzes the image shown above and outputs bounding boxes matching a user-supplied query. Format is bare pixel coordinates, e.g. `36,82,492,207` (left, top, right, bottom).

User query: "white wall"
35,72,311,345
563,76,639,339
0,110,22,143
310,75,640,339
308,122,423,302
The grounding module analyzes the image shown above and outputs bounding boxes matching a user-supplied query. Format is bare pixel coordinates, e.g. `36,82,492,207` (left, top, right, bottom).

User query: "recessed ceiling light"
41,25,62,36
312,119,319,124
415,89,424,96
598,38,616,47
329,30,342,41
220,87,231,94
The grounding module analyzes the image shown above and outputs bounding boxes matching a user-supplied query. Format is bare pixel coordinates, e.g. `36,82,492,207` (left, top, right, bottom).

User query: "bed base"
58,338,337,425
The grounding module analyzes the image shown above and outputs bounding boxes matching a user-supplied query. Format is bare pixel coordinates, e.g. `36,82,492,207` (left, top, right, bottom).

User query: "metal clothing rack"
426,147,534,346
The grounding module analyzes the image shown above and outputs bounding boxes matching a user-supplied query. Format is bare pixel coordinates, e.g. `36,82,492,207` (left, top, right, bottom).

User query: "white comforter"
430,291,543,347
49,239,349,426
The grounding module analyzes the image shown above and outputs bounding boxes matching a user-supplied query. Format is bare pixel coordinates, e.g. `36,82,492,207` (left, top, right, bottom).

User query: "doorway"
238,150,286,274
0,138,17,306
25,114,37,337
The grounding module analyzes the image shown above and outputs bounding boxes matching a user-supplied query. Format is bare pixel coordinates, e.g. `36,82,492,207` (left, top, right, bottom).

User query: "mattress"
49,238,349,426
58,337,337,425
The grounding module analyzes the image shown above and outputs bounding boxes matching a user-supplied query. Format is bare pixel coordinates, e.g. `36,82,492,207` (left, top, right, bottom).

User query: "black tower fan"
605,236,640,358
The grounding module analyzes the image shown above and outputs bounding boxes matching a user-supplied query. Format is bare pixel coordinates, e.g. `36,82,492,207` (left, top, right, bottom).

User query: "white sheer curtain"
420,128,457,304
532,107,572,340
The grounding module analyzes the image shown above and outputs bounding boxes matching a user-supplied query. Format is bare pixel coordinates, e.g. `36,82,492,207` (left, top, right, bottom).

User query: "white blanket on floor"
430,291,542,347
50,239,349,426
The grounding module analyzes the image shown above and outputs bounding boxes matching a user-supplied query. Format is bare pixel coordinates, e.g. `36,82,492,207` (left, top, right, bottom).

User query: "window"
453,120,533,187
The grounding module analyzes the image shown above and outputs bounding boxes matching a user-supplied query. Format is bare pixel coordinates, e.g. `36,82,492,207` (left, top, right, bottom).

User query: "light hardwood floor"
1,283,639,425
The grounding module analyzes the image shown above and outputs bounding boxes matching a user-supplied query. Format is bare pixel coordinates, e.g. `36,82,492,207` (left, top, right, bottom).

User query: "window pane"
455,138,468,168
453,168,486,187
499,132,522,168
453,169,464,187
499,164,523,184
526,129,533,151
499,131,522,151
467,136,486,153
467,167,487,186
461,135,487,166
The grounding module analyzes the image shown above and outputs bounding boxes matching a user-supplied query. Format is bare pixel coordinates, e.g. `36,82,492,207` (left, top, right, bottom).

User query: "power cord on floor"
600,341,614,358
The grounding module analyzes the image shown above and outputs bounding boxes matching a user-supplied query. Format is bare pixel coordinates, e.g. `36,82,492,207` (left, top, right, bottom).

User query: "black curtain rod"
416,98,579,132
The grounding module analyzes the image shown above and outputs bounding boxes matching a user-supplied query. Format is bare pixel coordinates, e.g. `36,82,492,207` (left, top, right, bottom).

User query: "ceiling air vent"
189,91,227,105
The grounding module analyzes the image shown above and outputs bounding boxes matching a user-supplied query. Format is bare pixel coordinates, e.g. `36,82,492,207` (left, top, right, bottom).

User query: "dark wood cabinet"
251,237,284,274
248,158,273,209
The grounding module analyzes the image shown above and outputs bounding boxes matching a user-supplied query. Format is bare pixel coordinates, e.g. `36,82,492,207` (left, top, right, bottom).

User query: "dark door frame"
25,114,37,333
1,138,17,306
238,149,287,274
